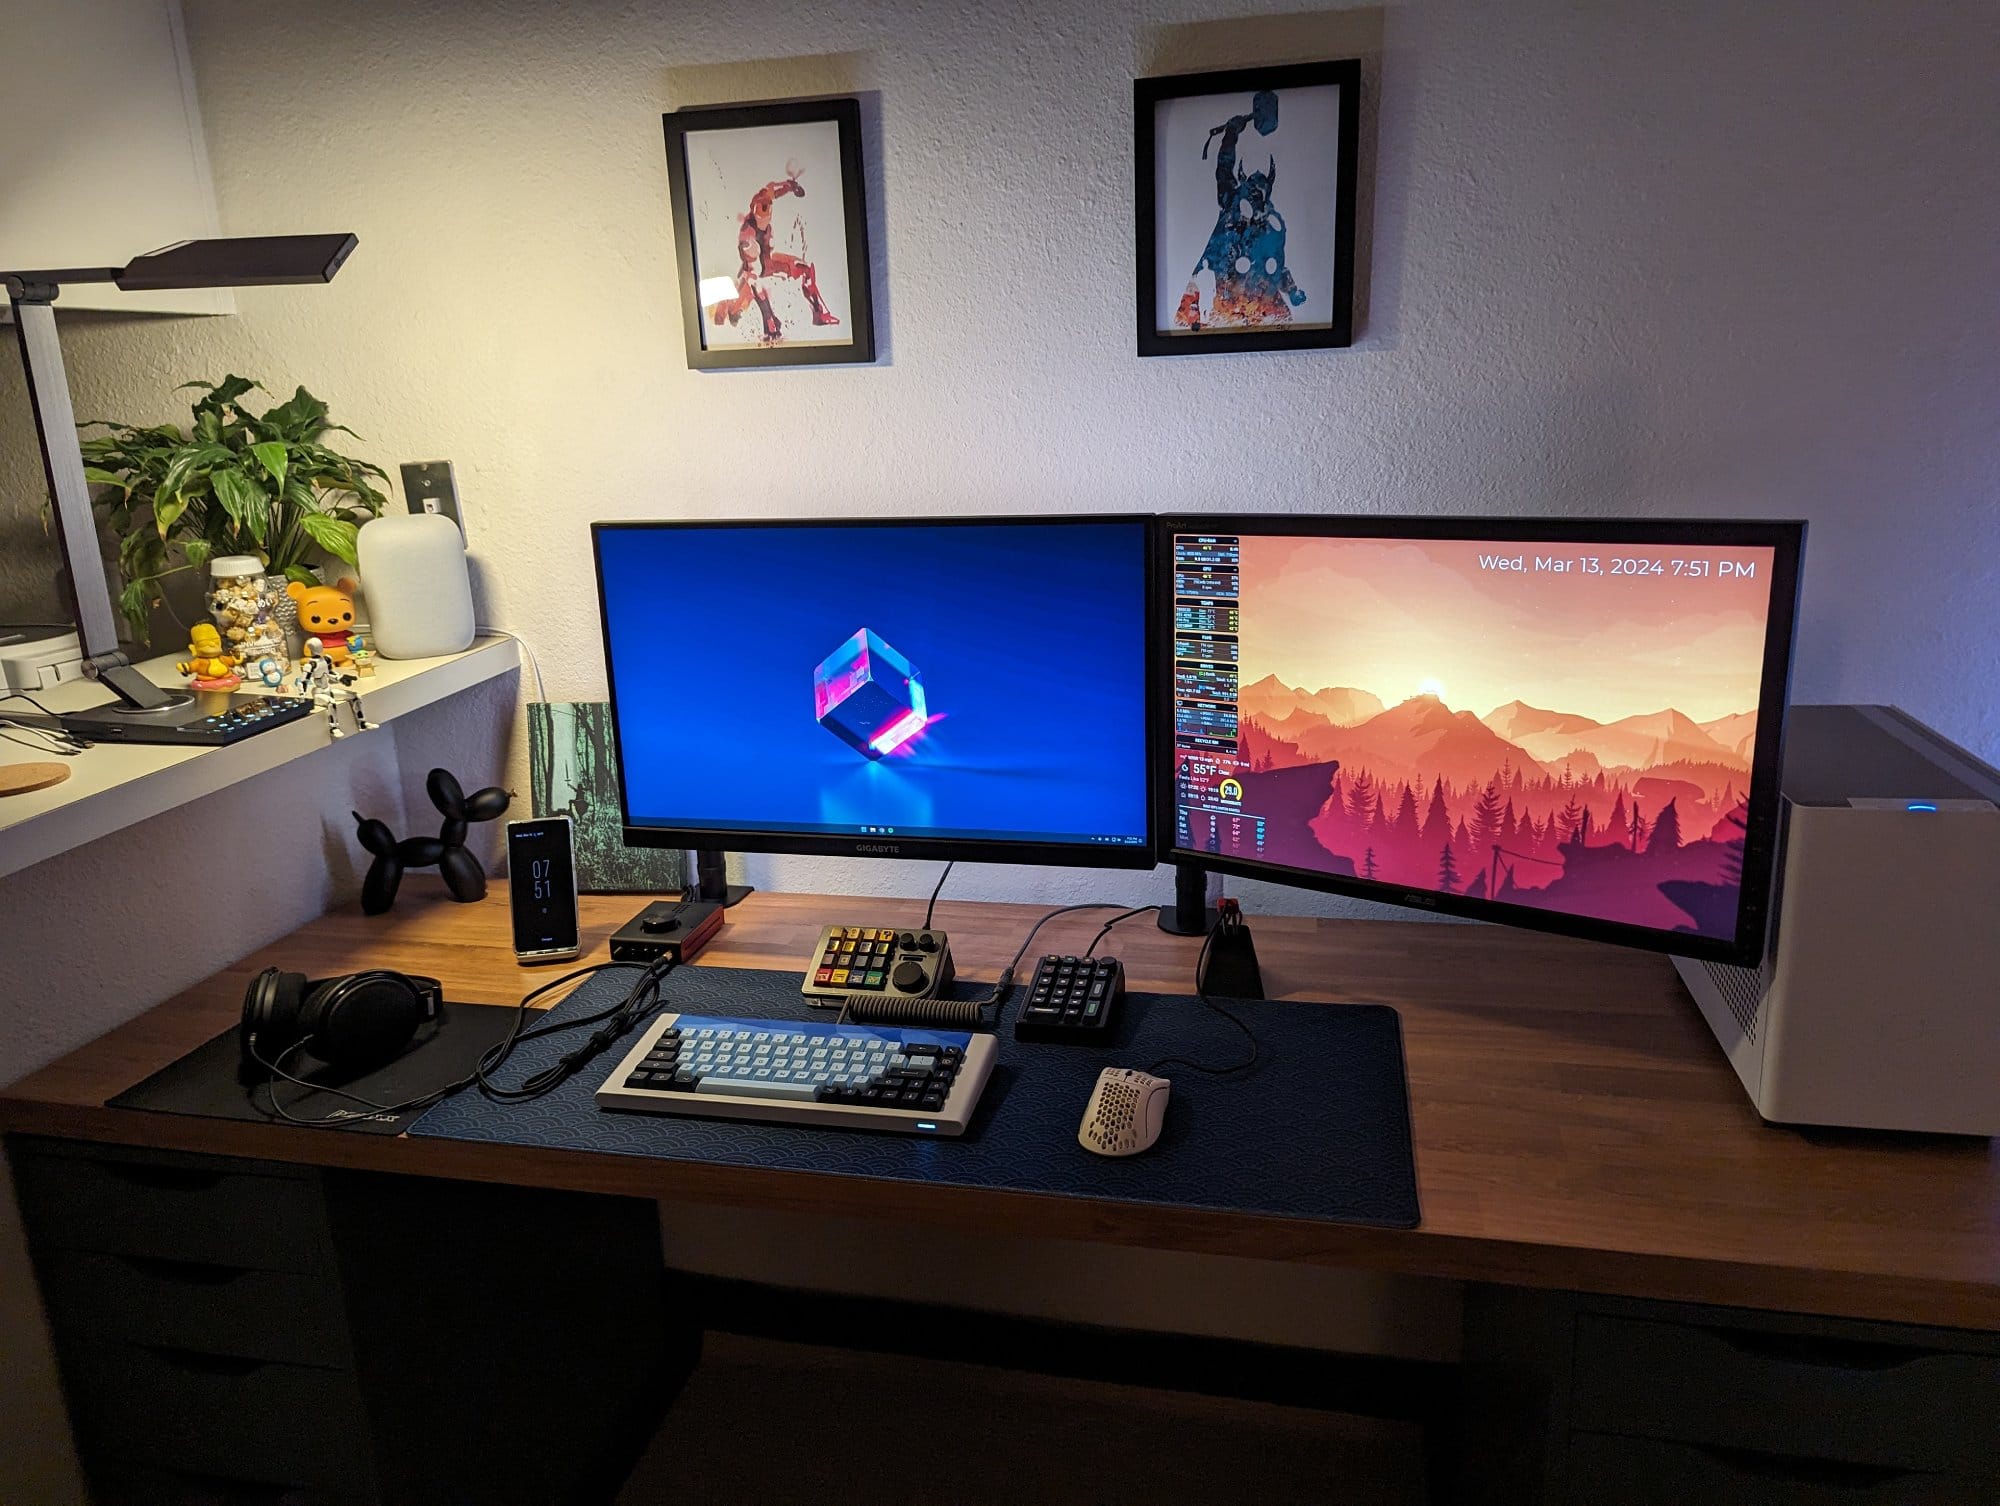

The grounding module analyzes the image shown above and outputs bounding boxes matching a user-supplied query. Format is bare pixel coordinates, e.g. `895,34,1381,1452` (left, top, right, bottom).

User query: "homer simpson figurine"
177,623,242,689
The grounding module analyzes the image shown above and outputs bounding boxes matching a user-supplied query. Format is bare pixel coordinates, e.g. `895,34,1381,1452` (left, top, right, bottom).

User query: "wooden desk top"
5,883,1995,1330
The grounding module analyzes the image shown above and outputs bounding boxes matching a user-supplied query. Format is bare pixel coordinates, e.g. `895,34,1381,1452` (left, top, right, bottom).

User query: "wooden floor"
617,1334,1428,1506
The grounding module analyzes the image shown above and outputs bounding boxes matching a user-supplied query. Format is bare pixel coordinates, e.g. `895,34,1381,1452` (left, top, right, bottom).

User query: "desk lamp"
3,234,357,744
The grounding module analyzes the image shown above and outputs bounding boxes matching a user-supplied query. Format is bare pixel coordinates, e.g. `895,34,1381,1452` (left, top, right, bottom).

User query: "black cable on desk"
252,957,678,1127
1082,905,1159,957
1146,915,1260,1078
922,861,954,930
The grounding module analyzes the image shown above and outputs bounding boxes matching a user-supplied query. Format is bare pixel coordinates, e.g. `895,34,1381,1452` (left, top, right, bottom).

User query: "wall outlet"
400,459,467,542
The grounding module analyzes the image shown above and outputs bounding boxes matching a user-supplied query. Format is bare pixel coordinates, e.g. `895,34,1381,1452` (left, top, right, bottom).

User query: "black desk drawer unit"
11,1142,334,1270
1567,1434,1985,1506
34,1250,353,1365
1462,1291,2000,1505
8,1136,694,1506
1571,1313,2000,1475
62,1337,367,1486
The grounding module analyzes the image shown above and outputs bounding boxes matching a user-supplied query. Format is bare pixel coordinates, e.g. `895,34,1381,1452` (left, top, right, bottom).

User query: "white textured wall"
5,0,1996,919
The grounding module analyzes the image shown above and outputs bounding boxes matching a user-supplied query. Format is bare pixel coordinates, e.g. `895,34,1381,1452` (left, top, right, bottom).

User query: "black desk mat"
408,968,1420,1229
109,1003,523,1135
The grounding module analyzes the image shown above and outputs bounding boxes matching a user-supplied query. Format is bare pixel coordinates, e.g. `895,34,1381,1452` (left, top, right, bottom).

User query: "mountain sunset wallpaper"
1217,535,1779,939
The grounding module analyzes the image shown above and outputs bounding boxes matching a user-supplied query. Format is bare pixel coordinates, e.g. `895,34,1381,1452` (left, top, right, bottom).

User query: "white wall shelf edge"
0,635,519,881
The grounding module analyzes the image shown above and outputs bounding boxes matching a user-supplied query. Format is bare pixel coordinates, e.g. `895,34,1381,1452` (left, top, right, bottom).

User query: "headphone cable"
250,956,678,1127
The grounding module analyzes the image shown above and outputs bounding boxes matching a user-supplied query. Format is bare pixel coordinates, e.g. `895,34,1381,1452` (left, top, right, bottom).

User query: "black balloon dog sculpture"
353,768,511,914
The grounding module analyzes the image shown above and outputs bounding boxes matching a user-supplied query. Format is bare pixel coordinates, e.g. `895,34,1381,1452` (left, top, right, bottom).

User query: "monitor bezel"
593,514,1161,870
1155,514,1806,966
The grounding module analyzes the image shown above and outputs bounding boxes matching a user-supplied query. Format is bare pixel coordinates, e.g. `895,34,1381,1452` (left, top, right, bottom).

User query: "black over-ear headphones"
240,968,443,1077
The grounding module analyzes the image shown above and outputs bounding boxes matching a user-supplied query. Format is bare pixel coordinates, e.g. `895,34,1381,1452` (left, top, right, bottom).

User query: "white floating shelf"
0,636,519,881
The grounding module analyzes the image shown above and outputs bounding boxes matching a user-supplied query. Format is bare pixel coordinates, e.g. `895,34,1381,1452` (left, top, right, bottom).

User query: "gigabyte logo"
854,843,901,855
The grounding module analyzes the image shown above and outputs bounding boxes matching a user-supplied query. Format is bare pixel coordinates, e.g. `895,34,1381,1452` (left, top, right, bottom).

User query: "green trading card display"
528,702,686,893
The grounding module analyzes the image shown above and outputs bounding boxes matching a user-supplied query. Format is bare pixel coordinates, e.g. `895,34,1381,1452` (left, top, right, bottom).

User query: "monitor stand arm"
9,286,177,713
1157,861,1214,935
691,849,754,908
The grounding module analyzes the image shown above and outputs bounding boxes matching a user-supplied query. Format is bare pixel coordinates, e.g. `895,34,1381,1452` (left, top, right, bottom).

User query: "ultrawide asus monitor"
1161,517,1804,964
595,516,1155,867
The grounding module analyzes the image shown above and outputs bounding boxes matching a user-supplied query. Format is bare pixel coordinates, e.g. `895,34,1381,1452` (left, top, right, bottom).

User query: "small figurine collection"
353,767,512,913
186,574,378,738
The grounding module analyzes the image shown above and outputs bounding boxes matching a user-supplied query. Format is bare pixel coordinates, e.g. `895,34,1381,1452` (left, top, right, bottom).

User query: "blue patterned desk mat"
408,966,1420,1230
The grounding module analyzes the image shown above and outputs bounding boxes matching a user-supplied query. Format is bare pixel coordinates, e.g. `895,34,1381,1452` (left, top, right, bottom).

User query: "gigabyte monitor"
1161,517,1804,965
595,516,1155,867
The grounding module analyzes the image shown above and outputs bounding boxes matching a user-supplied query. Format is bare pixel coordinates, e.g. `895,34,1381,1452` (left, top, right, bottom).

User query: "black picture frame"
1134,61,1360,357
662,97,876,369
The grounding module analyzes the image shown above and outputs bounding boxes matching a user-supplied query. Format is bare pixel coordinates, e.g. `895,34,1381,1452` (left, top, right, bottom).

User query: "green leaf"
260,386,331,442
298,511,360,563
184,538,211,571
250,441,289,490
180,374,260,413
210,466,270,538
159,443,235,503
82,465,129,490
154,491,188,536
118,579,154,637
283,563,319,586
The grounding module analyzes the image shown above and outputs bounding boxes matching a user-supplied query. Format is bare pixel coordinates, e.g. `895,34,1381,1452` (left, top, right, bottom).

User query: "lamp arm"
8,289,174,710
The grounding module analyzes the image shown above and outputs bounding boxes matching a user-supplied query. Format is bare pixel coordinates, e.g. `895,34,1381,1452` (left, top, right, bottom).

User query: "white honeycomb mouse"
1078,1068,1171,1157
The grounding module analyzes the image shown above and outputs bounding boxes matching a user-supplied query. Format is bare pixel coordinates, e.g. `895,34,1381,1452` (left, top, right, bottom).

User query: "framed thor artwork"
1134,61,1360,357
663,97,876,369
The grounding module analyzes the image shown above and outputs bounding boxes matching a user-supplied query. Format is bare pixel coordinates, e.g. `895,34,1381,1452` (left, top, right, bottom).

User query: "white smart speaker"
356,513,475,658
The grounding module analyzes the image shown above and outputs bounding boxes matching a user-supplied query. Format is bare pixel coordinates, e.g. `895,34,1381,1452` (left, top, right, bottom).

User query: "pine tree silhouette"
1648,797,1683,854
1421,776,1450,846
1719,802,1747,882
1558,792,1583,845
1346,769,1376,824
1437,840,1460,893
1471,778,1506,851
1361,846,1378,881
1393,783,1421,842
1608,789,1629,849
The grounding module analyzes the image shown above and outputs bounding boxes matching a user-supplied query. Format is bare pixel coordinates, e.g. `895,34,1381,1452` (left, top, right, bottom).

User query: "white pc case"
1674,705,1999,1135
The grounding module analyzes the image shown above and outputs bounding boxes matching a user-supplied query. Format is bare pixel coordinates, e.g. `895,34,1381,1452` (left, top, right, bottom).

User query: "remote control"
1015,955,1123,1043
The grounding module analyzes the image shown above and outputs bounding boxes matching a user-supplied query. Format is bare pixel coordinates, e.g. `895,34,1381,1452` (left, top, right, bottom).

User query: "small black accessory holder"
1199,898,1266,1001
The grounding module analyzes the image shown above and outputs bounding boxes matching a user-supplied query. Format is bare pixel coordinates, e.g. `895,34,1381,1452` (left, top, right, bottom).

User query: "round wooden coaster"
0,761,71,797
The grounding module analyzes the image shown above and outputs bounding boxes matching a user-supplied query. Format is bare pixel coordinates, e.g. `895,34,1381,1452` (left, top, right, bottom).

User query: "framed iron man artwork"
663,97,877,369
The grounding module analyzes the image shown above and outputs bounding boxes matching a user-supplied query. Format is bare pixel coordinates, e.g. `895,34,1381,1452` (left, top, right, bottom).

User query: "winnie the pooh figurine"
177,623,242,689
286,577,359,663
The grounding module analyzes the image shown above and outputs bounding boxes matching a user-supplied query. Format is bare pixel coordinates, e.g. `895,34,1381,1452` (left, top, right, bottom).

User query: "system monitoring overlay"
598,521,1151,850
1170,531,1781,942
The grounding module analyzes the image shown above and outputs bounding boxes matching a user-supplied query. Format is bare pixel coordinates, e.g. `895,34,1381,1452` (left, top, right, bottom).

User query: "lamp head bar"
4,233,357,301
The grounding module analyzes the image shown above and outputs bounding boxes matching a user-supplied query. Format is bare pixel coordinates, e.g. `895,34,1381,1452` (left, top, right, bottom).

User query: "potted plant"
78,375,390,640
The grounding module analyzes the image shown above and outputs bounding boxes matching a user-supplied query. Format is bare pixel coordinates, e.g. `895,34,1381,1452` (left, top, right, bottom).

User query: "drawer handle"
98,1162,228,1192
1708,1326,1925,1373
119,1254,252,1287
143,1345,269,1378
1694,1445,1917,1491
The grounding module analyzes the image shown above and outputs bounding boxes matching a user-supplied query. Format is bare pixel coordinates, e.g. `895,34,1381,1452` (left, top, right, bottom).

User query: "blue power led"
1907,801,1938,812
916,1122,939,1131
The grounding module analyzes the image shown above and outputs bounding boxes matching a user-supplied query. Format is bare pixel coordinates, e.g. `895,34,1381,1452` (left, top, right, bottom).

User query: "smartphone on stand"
507,817,580,964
